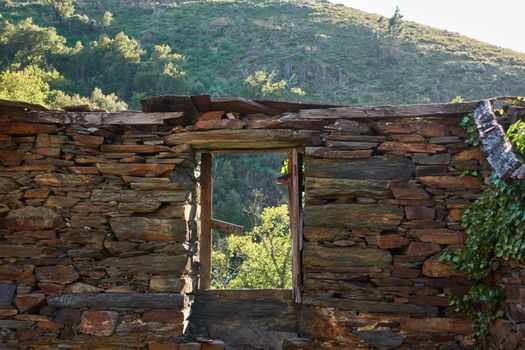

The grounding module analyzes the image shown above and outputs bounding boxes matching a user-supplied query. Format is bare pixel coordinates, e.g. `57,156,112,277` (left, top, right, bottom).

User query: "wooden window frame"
198,150,303,303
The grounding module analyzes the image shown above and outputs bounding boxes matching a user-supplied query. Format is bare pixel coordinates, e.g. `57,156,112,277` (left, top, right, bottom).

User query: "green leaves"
440,118,525,344
459,113,480,147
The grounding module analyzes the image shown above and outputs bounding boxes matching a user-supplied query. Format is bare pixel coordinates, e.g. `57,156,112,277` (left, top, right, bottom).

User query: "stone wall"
299,116,486,349
0,102,504,349
0,122,198,349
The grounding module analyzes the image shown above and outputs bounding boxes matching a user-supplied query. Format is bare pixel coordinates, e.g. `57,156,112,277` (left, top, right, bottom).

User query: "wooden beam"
210,218,243,235
165,129,314,150
199,153,213,289
474,100,525,181
0,111,184,125
290,100,483,119
288,149,303,303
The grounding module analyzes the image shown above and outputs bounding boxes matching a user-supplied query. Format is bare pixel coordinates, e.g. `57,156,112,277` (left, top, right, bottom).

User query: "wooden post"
288,149,303,303
199,153,213,289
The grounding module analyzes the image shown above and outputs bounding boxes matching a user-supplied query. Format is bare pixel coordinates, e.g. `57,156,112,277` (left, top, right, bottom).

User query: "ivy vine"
440,101,525,344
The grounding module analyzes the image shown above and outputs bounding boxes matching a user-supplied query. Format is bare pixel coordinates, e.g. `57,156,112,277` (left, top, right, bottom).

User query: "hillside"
1,0,525,107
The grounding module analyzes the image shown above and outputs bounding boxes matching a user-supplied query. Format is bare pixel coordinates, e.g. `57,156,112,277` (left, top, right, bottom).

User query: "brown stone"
179,344,202,350
409,295,449,307
100,144,170,153
415,165,447,176
0,265,22,280
405,206,435,220
419,175,482,189
0,308,18,317
110,217,186,242
149,276,191,293
390,187,429,200
72,134,104,147
0,150,24,166
103,255,189,274
448,209,462,221
36,147,60,157
452,148,483,161
24,189,50,199
16,329,43,341
70,166,100,174
79,311,118,336
37,320,64,330
410,229,466,244
404,242,441,257
15,293,46,313
422,255,465,277
0,245,44,258
4,206,64,231
378,141,445,154
35,173,100,187
97,163,175,176
374,122,446,137
55,309,81,325
38,283,64,296
142,309,184,323
0,122,56,135
391,266,420,278
400,317,472,334
490,319,512,345
0,177,17,193
44,195,80,208
303,243,392,267
201,340,226,350
377,234,410,249
35,265,79,284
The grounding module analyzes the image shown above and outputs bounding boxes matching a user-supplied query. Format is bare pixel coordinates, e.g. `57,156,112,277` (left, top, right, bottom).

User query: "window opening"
198,151,303,301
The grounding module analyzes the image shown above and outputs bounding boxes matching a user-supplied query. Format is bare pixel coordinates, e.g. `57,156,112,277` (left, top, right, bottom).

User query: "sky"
329,0,525,53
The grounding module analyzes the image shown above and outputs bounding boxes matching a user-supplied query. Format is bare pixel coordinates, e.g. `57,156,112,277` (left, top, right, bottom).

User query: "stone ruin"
0,95,523,349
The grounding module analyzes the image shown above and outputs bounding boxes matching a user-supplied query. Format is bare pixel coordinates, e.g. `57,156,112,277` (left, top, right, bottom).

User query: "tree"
0,65,61,105
51,87,128,111
243,70,305,99
377,6,404,63
40,0,76,23
0,18,70,66
132,44,191,104
102,11,113,27
212,205,292,289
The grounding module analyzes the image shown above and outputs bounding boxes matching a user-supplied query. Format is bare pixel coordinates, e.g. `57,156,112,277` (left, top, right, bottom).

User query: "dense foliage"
441,108,525,343
212,205,292,289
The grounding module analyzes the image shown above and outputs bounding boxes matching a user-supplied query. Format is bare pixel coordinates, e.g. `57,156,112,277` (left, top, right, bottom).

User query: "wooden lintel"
0,111,185,125
210,218,243,235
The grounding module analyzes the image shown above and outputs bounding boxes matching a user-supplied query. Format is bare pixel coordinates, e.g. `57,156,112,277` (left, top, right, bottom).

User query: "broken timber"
473,100,525,182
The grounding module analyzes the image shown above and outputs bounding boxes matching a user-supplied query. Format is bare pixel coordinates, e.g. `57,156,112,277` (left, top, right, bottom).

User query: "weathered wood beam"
47,293,185,309
288,149,303,303
165,129,315,150
210,218,243,235
473,100,525,181
290,100,483,119
199,153,213,290
0,111,184,125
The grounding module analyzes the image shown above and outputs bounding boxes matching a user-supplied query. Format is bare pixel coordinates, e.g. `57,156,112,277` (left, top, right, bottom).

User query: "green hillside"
1,0,525,108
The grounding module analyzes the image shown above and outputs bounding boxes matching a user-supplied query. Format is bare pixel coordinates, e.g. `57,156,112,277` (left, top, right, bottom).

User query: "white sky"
329,0,525,53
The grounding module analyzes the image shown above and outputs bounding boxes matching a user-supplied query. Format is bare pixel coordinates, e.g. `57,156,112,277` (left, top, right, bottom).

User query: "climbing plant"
441,100,525,344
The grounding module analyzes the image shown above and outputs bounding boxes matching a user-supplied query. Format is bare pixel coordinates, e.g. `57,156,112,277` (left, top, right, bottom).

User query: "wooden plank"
290,100,482,119
288,149,302,303
47,293,185,309
210,218,243,235
165,129,314,150
474,100,525,181
199,153,213,289
0,111,184,125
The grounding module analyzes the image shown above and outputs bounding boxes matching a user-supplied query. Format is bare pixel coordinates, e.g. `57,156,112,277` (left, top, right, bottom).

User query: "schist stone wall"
0,99,518,350
0,122,199,349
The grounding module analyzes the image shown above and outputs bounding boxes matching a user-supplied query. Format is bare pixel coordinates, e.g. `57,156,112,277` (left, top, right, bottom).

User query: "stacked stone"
0,122,198,348
301,117,488,349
